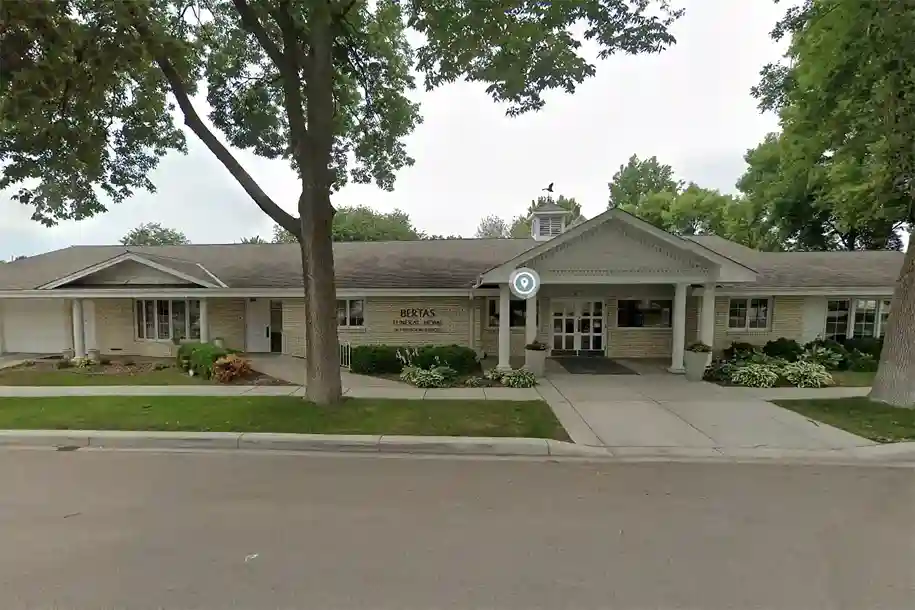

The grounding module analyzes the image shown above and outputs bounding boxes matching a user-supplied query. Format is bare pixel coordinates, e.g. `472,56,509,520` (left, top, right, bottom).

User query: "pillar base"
667,366,685,374
495,364,513,372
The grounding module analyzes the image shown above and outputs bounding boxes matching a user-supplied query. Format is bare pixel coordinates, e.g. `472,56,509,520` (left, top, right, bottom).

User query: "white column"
700,283,716,348
199,298,210,342
668,283,688,373
497,284,511,370
71,299,86,358
525,296,538,345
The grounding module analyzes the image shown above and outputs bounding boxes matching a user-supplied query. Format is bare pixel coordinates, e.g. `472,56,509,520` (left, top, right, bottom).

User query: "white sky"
0,0,792,259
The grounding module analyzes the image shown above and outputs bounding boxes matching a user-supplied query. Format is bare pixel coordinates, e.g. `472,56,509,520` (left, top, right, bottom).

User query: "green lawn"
830,371,876,387
775,398,915,443
0,396,569,440
0,367,205,386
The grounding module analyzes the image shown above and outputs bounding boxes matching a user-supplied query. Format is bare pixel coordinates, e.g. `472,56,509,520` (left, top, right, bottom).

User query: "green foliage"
475,215,511,239
723,342,758,361
802,346,845,371
703,359,737,383
271,206,424,243
463,376,488,388
608,154,681,209
730,363,780,389
508,195,585,238
484,367,506,381
239,235,268,244
351,344,479,376
500,368,537,388
847,350,880,373
763,338,804,362
686,342,711,353
177,342,228,379
120,222,190,246
842,337,884,360
399,366,448,389
782,361,833,389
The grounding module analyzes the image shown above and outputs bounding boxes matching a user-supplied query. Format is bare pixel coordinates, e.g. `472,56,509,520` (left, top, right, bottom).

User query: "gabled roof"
529,201,570,214
36,250,225,289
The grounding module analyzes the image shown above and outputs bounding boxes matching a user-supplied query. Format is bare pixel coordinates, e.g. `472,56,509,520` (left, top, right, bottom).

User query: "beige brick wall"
283,297,476,357
713,296,805,350
92,298,245,357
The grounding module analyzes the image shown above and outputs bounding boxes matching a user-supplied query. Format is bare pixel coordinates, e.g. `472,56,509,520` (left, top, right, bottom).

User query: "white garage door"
1,299,69,353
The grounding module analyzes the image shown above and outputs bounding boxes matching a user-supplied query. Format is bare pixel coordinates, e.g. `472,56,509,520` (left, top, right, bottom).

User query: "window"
337,299,364,327
825,299,851,341
879,299,892,338
853,299,878,338
617,300,672,328
487,297,535,328
728,298,770,330
136,299,201,340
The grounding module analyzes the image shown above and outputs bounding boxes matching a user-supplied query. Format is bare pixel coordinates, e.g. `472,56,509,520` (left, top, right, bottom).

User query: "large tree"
757,0,915,406
608,154,682,209
120,222,190,245
738,132,904,251
474,215,511,239
1,0,683,404
272,205,422,243
509,194,585,238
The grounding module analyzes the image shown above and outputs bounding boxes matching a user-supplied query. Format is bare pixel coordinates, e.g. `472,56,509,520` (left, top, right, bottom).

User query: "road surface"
1,448,913,609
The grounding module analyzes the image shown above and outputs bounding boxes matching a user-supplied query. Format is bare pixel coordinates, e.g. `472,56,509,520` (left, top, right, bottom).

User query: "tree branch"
271,0,311,180
230,0,286,73
128,10,300,237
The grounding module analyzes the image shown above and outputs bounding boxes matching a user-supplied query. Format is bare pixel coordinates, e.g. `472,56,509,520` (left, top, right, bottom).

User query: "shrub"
399,366,448,388
843,336,883,359
484,367,506,381
55,359,72,369
723,341,758,361
212,354,252,383
500,368,537,388
803,338,850,369
782,361,833,388
763,338,804,362
730,363,780,388
71,357,91,368
703,358,737,383
351,345,402,374
412,345,479,375
848,350,879,372
802,346,844,370
183,342,229,379
431,365,457,383
464,376,487,387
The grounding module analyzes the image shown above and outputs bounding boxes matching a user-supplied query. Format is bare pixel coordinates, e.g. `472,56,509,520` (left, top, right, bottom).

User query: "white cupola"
529,200,571,241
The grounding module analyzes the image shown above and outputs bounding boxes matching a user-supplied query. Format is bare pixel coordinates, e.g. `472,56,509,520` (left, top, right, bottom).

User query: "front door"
551,299,605,356
245,298,271,352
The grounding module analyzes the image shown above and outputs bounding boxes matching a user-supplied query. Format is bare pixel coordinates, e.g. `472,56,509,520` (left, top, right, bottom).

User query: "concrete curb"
0,430,601,457
1,430,912,464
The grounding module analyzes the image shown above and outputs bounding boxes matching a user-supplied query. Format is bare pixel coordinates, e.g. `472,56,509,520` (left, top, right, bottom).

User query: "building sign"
394,307,444,332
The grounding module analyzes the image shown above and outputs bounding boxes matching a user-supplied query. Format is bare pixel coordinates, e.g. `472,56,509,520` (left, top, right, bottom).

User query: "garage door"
1,299,69,353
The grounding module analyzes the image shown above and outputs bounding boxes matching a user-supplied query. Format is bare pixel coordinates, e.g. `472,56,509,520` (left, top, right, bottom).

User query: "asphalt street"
1,448,913,609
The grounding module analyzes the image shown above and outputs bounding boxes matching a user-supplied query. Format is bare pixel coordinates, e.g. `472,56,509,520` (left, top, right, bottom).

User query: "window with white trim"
879,299,892,338
824,299,851,341
487,297,537,328
727,298,770,330
135,299,201,340
336,299,364,327
853,299,879,338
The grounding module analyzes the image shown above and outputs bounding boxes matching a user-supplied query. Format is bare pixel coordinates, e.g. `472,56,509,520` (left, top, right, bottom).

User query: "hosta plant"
782,361,833,388
730,363,780,388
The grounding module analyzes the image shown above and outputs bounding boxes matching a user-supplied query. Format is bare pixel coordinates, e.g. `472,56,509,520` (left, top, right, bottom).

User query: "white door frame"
550,298,605,355
245,298,271,352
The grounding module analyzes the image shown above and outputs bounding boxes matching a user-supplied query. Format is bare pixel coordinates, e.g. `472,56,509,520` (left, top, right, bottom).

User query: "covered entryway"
0,299,69,353
245,298,283,353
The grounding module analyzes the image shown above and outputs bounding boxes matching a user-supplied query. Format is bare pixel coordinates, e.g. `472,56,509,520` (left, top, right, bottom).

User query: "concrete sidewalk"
0,384,542,400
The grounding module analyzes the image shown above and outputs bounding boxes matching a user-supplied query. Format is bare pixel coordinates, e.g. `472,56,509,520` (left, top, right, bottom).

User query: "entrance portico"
475,208,756,372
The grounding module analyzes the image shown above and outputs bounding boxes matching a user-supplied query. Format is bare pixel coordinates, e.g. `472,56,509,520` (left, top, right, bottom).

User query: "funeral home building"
0,204,903,372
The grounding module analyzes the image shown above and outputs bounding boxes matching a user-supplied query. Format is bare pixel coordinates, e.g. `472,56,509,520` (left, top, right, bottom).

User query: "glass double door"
551,299,604,355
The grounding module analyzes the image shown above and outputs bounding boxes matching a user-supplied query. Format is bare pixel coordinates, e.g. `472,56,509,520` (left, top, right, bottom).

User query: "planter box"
524,349,547,377
684,351,710,382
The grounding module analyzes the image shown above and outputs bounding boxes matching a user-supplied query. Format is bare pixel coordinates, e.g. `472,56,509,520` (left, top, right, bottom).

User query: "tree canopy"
270,205,422,243
120,222,190,246
474,215,511,239
755,0,915,405
608,154,681,209
1,0,684,403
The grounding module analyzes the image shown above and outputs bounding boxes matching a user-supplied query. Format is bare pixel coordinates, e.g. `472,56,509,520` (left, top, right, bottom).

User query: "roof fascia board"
695,286,898,297
0,288,475,299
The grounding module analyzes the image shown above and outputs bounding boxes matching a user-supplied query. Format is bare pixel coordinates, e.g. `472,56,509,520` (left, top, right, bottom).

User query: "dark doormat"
554,357,639,375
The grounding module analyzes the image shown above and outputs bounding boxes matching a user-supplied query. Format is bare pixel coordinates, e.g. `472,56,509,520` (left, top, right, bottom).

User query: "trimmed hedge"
762,338,804,362
350,344,480,376
842,336,883,359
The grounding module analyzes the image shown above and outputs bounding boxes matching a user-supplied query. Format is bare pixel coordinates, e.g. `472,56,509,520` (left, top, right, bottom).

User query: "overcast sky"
1,0,792,260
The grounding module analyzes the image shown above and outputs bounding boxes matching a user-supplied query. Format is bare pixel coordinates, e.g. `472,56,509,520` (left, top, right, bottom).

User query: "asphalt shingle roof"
0,237,904,291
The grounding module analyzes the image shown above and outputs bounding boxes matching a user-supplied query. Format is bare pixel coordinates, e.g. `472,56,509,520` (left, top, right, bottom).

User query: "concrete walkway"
537,371,875,454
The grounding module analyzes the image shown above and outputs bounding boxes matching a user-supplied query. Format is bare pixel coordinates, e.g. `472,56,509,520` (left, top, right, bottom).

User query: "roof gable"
38,252,224,289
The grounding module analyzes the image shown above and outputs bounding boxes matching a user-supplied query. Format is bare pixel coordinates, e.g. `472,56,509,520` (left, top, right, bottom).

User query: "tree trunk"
299,190,343,404
297,226,316,388
869,241,915,407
